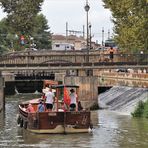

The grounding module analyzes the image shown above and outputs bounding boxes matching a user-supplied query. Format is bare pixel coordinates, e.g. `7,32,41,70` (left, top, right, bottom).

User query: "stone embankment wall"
0,72,4,112
98,72,148,88
100,72,148,81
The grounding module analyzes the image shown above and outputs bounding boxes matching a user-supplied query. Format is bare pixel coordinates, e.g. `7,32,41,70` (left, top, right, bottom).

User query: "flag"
63,87,70,105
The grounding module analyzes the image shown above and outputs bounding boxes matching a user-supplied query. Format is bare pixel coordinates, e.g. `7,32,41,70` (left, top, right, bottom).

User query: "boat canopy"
51,85,79,89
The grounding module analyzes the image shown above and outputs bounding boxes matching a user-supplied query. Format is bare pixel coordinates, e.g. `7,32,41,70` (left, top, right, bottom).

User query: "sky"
0,0,113,44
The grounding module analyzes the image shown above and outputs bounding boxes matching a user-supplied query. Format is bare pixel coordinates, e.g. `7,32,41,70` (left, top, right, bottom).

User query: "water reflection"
1,95,148,148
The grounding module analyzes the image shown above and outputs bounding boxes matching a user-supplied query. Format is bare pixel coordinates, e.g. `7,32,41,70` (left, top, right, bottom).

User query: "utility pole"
102,27,104,46
89,23,92,50
66,22,68,43
84,0,90,62
108,29,110,39
83,25,85,38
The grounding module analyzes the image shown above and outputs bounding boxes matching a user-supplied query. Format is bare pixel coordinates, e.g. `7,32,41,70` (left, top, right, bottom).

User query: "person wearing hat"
42,84,50,94
69,89,77,111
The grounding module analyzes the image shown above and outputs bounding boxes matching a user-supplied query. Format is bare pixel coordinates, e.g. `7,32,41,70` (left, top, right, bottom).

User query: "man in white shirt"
45,87,55,111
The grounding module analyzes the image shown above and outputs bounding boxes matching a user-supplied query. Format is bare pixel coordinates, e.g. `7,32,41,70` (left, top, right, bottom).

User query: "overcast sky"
0,0,113,44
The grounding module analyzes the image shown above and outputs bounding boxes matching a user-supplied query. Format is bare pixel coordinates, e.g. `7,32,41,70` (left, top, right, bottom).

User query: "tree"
0,14,52,52
102,0,148,53
0,0,52,52
0,0,44,34
0,18,11,53
32,14,52,49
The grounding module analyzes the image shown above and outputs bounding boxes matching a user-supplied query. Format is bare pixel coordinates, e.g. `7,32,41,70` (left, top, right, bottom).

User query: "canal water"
0,92,148,148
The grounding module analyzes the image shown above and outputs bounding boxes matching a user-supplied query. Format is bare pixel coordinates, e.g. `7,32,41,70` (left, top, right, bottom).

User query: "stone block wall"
64,76,99,109
0,73,4,112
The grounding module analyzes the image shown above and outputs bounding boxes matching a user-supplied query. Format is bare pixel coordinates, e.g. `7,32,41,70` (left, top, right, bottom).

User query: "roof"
51,85,79,88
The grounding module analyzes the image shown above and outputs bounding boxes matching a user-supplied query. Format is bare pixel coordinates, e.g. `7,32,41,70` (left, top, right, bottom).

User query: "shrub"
131,101,145,117
143,100,148,118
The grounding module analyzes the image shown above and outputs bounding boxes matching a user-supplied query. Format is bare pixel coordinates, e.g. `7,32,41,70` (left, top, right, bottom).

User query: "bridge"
0,50,147,111
0,50,147,72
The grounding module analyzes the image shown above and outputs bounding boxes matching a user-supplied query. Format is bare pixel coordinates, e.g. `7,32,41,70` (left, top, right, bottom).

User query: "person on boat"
78,101,83,111
109,47,114,62
41,92,46,102
69,89,77,111
42,84,50,94
45,87,55,111
37,100,45,112
26,103,35,113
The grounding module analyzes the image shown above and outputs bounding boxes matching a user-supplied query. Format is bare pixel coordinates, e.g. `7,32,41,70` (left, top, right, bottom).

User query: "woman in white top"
69,89,77,111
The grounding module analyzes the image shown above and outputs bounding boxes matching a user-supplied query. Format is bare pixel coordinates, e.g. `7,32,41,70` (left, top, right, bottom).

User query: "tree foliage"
132,99,148,118
0,0,44,34
0,18,16,53
0,14,51,52
102,0,148,53
0,0,52,52
32,14,52,49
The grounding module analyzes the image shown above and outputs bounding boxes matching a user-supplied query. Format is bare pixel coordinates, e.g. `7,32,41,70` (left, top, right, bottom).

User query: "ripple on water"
1,94,148,148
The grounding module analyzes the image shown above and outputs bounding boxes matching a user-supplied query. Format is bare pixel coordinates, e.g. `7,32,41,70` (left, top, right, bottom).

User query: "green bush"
132,100,148,118
143,100,148,118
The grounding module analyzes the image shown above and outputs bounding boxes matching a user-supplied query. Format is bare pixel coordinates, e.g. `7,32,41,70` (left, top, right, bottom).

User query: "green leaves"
103,0,148,53
132,99,148,118
0,0,44,34
0,0,51,52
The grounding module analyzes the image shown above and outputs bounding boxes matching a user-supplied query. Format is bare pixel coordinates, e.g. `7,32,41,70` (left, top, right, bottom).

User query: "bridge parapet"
0,50,147,65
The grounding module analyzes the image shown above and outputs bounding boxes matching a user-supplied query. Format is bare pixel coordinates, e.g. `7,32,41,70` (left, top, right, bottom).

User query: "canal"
0,93,148,148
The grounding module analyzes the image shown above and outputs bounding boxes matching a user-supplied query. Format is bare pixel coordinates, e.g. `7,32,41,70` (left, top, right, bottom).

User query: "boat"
17,85,93,134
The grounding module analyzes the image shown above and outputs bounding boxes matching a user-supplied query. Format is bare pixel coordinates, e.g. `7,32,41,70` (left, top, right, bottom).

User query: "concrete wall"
64,76,99,109
0,72,4,112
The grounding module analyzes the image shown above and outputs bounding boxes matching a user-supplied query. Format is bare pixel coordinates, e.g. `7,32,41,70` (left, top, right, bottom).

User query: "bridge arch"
40,59,73,64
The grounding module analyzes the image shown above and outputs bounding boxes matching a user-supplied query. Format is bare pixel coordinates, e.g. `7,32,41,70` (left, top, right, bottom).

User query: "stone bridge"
0,50,147,74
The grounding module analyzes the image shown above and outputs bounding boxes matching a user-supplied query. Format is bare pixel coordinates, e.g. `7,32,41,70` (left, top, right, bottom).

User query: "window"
56,44,60,47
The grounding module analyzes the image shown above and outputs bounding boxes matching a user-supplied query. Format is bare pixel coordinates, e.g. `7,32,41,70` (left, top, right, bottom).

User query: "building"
52,34,99,50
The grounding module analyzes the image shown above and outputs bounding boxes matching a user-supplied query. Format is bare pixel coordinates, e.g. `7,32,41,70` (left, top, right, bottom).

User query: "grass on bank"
132,99,148,118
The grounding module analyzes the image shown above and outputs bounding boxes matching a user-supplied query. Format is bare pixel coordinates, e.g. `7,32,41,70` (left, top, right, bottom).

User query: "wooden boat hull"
18,105,91,134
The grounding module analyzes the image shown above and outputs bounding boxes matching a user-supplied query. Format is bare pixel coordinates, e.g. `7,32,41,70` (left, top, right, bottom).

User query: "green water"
0,94,148,148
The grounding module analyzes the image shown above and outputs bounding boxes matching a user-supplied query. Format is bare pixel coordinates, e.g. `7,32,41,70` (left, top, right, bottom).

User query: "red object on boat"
63,87,70,105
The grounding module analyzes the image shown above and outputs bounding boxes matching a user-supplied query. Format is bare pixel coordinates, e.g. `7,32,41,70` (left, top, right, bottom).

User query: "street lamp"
89,23,92,50
84,0,90,62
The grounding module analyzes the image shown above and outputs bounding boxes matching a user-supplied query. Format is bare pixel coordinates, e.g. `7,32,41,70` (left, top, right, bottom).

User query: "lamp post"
84,0,90,62
89,23,92,50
